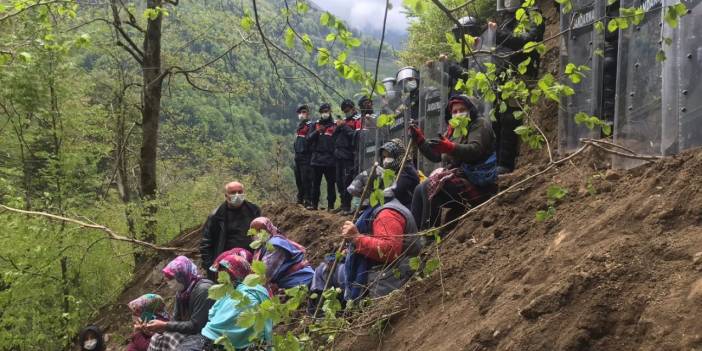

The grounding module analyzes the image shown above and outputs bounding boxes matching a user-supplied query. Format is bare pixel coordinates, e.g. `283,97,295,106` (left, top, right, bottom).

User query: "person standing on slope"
199,181,261,280
307,103,337,211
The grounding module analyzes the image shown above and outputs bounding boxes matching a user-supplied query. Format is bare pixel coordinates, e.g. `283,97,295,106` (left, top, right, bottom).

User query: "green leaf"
347,37,362,48
252,260,266,276
594,20,605,33
243,273,263,287
325,33,336,42
546,185,568,201
409,256,421,271
237,310,256,328
423,258,440,275
382,169,396,189
320,12,330,25
317,48,330,66
607,19,618,32
337,51,348,63
208,283,231,300
518,57,531,75
376,114,396,128
302,34,313,53
284,27,295,48
656,50,667,62
296,1,309,14
241,15,254,31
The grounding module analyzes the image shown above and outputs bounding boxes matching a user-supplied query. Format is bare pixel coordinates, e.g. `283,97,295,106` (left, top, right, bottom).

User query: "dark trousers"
294,158,313,204
335,159,356,210
312,165,336,208
493,106,522,170
411,179,497,231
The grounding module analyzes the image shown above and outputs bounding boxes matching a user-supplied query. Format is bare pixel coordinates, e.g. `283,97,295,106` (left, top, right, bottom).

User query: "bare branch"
263,37,345,99
115,40,144,65
0,204,195,253
252,0,281,79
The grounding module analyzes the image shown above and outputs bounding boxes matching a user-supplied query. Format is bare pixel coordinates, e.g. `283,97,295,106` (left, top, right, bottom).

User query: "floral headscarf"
250,217,282,237
211,251,252,282
128,293,169,322
162,256,202,306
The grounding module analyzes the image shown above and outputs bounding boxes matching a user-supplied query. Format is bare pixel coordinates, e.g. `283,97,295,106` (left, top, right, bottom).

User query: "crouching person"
249,217,314,293
144,256,214,351
127,294,170,351
409,94,497,232
201,250,272,350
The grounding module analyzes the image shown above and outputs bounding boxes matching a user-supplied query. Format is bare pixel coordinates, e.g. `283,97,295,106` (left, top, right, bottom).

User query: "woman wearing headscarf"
127,294,171,351
144,256,214,351
409,94,497,231
249,217,314,292
201,250,272,350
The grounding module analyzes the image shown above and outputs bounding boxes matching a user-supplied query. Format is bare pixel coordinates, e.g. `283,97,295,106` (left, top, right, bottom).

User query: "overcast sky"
312,0,409,34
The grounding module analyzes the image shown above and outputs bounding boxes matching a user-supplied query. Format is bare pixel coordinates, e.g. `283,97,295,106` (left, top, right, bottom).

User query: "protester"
409,94,497,231
340,168,424,300
127,294,170,351
143,256,214,351
77,325,106,351
293,104,314,208
249,217,314,293
200,181,261,280
378,139,419,209
334,99,362,214
307,103,337,211
202,250,272,350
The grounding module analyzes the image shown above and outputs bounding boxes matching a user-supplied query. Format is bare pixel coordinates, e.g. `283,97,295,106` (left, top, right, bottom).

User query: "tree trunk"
136,0,164,264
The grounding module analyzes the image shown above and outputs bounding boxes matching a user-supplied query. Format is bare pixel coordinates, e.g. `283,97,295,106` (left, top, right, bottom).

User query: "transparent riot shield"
672,0,702,152
417,62,449,175
558,0,605,154
466,26,497,117
613,0,664,168
356,113,379,172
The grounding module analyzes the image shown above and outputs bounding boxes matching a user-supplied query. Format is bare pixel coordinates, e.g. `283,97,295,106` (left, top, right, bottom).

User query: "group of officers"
292,0,545,224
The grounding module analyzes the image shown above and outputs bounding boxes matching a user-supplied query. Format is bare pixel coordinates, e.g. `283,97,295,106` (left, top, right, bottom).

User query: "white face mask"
298,113,307,120
320,112,331,119
452,112,468,119
344,111,355,118
405,80,418,91
83,339,97,350
382,157,396,168
229,193,245,207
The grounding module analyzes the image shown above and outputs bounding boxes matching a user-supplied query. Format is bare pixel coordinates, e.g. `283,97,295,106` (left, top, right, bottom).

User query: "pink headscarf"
250,217,282,236
211,250,252,282
162,256,202,305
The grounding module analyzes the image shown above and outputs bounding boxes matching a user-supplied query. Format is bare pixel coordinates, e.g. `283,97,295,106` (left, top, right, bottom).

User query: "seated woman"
202,250,272,350
77,325,106,351
409,94,497,231
127,294,170,351
249,217,314,292
377,138,420,209
144,256,214,351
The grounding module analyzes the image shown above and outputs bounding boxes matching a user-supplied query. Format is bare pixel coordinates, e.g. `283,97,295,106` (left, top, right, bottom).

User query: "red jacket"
353,208,405,263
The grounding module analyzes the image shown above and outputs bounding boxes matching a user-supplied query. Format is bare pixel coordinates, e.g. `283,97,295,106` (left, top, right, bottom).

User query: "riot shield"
417,61,449,175
356,113,378,172
558,0,605,153
613,0,664,168
671,0,702,152
466,26,497,117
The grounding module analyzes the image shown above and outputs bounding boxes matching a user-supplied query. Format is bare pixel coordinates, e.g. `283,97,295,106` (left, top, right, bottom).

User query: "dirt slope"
339,149,702,351
92,204,345,349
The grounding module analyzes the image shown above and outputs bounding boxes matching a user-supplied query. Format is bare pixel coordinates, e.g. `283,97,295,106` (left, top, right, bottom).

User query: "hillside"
94,147,702,350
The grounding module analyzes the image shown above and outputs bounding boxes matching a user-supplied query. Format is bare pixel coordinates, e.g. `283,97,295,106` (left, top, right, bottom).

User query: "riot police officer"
293,104,314,207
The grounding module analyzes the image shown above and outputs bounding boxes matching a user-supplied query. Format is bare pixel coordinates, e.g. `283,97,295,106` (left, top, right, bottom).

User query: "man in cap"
293,104,314,207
